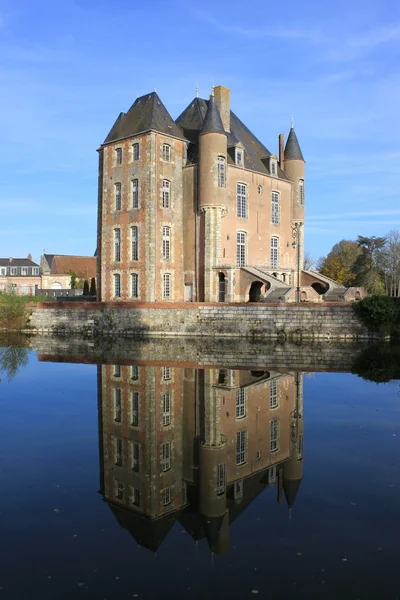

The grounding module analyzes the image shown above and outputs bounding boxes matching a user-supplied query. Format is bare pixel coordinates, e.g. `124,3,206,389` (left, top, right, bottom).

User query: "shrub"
353,295,400,337
0,291,29,329
83,280,90,295
90,277,96,296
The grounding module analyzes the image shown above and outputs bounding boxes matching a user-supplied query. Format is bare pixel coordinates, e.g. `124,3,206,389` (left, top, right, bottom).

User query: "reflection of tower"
283,371,304,514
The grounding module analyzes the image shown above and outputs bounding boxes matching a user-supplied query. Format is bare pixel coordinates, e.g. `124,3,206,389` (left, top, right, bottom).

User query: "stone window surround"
236,181,248,219
161,178,172,209
161,269,173,300
130,271,140,300
131,178,139,209
111,270,123,299
161,142,172,162
161,222,173,261
270,157,278,177
298,178,305,205
270,235,280,269
235,147,244,167
161,366,173,383
130,222,140,262
115,146,123,166
236,229,248,267
161,390,172,427
131,140,140,162
271,190,280,225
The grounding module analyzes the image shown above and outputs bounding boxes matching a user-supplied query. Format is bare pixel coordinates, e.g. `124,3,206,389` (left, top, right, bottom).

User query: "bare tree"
303,251,316,271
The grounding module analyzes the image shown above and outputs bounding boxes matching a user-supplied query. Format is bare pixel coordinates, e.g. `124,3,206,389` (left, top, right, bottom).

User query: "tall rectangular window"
115,437,123,466
237,183,247,218
236,388,246,419
115,183,121,211
298,179,304,205
236,231,246,267
131,226,138,261
161,442,171,471
270,379,278,409
132,179,139,208
131,365,139,381
114,228,121,262
132,442,140,472
163,367,171,380
131,391,139,426
162,226,171,259
162,180,170,208
162,392,171,426
114,274,121,298
217,156,226,188
162,144,171,161
216,463,226,495
115,148,122,165
113,365,121,378
132,142,139,161
131,273,139,298
271,192,280,224
116,481,124,500
163,273,171,298
161,487,171,506
270,236,279,268
130,487,140,506
114,388,122,423
270,418,280,452
236,430,247,465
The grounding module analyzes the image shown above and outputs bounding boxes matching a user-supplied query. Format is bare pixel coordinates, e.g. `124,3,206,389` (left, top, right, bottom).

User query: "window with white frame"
11,267,18,275
270,379,279,409
270,158,277,176
270,418,280,452
132,179,139,208
216,463,226,495
116,481,124,500
298,179,304,205
268,465,277,484
162,392,171,426
270,236,279,268
132,442,140,472
162,144,171,162
130,486,140,506
0,268,6,276
113,365,121,378
131,391,139,426
236,430,247,465
33,267,39,275
21,267,28,276
114,388,122,423
132,142,139,161
258,185,263,196
217,156,226,187
163,273,171,298
114,228,121,262
235,148,244,166
131,273,139,298
271,192,280,224
163,367,171,380
237,183,247,218
236,231,246,267
115,147,122,165
115,437,123,466
162,179,171,208
161,442,171,471
131,226,138,261
236,388,246,419
114,273,121,298
161,487,171,506
234,479,243,499
115,183,121,210
131,365,139,381
162,226,171,260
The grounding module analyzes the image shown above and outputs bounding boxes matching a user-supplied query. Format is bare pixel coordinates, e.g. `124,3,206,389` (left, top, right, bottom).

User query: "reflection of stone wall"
29,302,374,340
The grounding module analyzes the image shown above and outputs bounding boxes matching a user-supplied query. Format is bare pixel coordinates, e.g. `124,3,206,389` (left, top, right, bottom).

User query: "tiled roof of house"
176,97,288,179
103,92,186,145
0,258,39,267
43,254,96,279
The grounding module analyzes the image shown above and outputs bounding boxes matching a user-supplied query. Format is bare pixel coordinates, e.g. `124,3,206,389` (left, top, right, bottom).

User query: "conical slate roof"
103,92,185,144
284,127,305,161
283,477,303,508
200,96,226,136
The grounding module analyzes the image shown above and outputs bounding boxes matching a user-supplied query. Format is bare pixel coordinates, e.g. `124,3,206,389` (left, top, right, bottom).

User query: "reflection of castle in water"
98,364,303,554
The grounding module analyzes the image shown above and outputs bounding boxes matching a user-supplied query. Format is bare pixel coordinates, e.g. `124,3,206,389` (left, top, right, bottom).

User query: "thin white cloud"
308,209,400,221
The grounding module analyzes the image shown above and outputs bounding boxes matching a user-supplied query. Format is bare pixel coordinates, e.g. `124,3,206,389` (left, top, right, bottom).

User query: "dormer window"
235,148,244,167
270,157,277,177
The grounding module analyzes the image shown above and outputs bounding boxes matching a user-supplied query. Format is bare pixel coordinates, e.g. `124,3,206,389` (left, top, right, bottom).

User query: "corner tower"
284,125,305,269
198,95,227,302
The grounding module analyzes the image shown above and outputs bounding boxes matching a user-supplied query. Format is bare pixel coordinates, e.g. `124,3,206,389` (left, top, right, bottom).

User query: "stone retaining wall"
28,301,373,341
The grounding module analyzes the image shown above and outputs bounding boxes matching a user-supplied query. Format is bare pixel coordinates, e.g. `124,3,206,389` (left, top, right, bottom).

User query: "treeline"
317,231,400,295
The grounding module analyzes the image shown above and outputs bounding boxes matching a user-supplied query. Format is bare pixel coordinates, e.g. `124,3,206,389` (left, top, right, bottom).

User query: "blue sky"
1,0,400,264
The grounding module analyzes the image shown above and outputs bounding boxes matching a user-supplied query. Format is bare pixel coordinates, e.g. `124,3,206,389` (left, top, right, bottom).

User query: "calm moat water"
0,338,399,600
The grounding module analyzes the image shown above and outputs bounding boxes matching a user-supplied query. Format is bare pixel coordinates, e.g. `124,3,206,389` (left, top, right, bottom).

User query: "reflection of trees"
351,343,400,383
0,335,29,381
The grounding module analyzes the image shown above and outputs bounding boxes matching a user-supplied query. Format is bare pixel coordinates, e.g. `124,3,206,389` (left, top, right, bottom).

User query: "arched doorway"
51,282,62,290
311,282,327,295
249,281,263,302
218,272,226,302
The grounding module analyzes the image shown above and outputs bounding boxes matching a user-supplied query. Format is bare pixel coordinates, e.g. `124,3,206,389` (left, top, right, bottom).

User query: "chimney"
27,253,32,261
9,257,12,263
214,85,230,133
279,133,285,170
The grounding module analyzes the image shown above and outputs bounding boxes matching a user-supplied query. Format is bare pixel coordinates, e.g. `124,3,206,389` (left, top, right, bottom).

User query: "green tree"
318,240,361,287
69,270,77,289
354,235,386,293
83,279,89,295
90,277,96,296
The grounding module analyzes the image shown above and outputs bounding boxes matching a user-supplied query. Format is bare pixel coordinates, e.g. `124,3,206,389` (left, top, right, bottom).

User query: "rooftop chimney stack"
214,85,230,133
28,254,32,261
279,133,285,170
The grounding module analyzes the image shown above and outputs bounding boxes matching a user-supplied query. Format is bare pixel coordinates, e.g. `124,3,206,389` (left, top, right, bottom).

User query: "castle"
97,85,363,303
